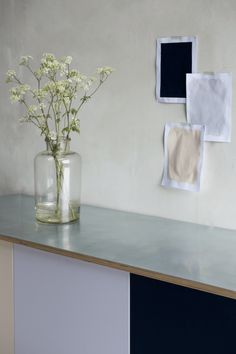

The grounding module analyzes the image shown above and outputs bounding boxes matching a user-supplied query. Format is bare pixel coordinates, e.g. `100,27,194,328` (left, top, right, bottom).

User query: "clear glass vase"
34,138,81,224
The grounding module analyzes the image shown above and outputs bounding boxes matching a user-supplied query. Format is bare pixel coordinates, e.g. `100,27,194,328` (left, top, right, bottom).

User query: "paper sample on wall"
162,123,205,192
156,36,197,103
186,73,232,142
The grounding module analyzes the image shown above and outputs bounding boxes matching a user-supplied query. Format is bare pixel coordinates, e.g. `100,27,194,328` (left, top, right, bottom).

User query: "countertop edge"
1,233,235,300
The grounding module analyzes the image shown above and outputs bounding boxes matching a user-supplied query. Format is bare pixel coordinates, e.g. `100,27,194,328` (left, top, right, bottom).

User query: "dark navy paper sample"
160,42,192,98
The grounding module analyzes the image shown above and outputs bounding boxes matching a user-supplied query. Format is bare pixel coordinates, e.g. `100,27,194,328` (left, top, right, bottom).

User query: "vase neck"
46,137,70,154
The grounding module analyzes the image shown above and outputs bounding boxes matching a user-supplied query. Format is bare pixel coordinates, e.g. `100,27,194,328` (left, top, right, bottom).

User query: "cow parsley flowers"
6,54,113,223
6,53,113,147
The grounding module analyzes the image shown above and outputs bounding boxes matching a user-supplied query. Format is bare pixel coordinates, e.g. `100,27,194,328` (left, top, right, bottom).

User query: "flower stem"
54,155,63,219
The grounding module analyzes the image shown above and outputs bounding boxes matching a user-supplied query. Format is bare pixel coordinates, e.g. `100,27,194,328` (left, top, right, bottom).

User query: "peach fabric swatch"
168,128,200,184
162,123,205,192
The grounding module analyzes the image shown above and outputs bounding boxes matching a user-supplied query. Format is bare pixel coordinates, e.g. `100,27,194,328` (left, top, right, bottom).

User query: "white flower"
68,69,82,82
64,97,70,105
34,69,44,79
41,53,55,63
97,66,114,82
41,53,61,73
6,53,113,141
20,84,30,93
70,117,80,133
10,85,29,102
56,81,66,93
74,118,80,127
80,76,96,92
81,83,90,92
71,73,87,88
64,56,72,65
28,105,38,114
19,55,33,66
97,66,114,75
10,88,21,102
32,88,47,100
5,70,16,83
41,67,50,75
73,76,83,84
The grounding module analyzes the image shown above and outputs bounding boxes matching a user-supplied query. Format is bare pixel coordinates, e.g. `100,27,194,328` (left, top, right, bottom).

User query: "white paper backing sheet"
156,36,197,103
186,73,232,142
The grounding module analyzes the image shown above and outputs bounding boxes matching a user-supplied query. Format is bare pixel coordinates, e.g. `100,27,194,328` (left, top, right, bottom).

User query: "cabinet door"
130,274,236,354
14,244,129,354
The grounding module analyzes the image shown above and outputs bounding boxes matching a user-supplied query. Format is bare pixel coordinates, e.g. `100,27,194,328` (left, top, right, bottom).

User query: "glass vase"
34,138,81,224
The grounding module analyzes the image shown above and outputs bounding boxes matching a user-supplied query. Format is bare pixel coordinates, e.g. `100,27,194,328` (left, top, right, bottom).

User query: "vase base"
35,202,80,224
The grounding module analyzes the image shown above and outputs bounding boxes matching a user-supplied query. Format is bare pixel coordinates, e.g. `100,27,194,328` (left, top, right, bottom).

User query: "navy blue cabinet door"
130,274,236,354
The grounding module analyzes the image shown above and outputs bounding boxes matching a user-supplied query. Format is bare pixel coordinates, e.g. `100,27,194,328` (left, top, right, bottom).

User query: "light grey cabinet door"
14,244,129,354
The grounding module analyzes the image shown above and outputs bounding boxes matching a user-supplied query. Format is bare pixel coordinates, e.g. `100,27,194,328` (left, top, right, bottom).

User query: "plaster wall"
1,0,236,229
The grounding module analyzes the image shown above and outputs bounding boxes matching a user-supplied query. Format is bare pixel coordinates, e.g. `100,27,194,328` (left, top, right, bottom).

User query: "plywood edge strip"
0,234,235,300
0,240,14,354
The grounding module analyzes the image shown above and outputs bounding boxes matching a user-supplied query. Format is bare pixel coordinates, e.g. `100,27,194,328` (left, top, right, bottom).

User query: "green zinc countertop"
0,195,236,299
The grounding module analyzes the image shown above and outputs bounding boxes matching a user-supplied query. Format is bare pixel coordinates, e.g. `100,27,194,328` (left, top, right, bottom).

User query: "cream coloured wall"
0,0,236,229
0,240,13,354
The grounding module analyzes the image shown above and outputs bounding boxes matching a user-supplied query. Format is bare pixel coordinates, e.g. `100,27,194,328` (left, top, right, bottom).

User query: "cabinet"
0,195,236,354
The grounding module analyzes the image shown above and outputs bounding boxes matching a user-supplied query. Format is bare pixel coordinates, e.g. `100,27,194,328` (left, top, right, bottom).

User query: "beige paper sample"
162,123,205,192
168,128,200,184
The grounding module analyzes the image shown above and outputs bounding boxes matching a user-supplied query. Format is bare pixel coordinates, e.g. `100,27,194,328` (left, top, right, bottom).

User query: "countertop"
0,195,236,299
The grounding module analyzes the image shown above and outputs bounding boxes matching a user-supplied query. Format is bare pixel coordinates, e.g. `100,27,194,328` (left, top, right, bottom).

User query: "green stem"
54,155,63,218
73,76,108,121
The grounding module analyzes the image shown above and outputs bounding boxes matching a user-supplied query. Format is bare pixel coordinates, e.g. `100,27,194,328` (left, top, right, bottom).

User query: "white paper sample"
156,36,197,103
186,73,232,142
162,123,205,192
